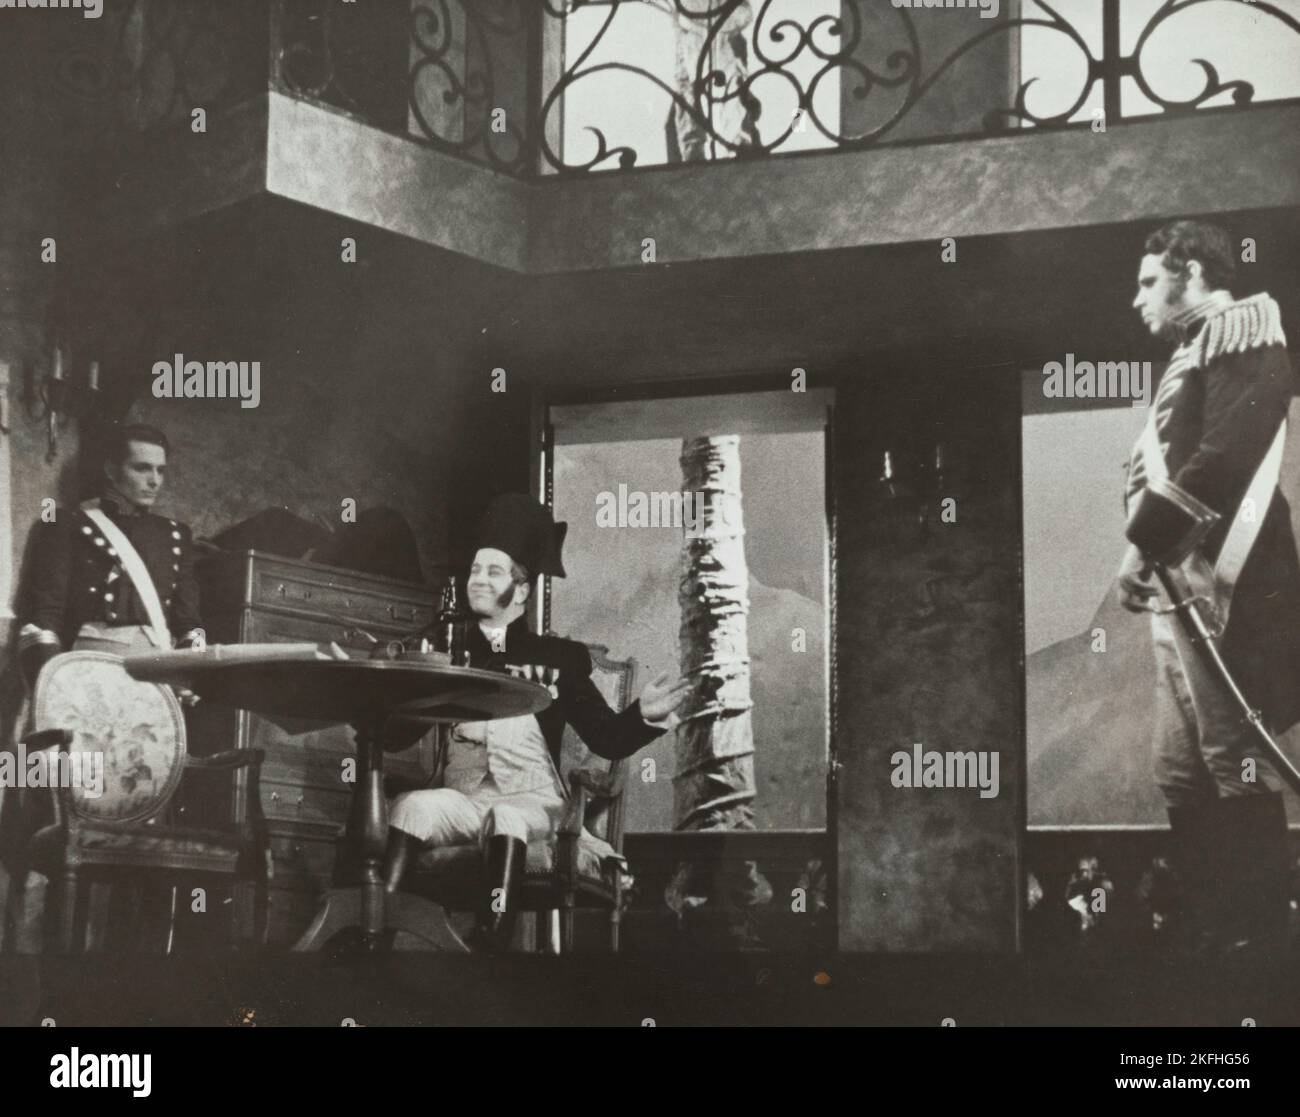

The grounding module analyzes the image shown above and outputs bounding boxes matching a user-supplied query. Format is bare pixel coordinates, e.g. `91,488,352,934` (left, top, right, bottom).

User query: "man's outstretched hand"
1117,543,1158,613
640,671,692,723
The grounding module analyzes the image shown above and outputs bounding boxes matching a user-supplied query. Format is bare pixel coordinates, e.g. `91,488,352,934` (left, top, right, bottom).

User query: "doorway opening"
539,386,834,950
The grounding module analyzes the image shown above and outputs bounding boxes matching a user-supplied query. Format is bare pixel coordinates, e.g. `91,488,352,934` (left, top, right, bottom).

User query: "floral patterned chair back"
33,651,186,825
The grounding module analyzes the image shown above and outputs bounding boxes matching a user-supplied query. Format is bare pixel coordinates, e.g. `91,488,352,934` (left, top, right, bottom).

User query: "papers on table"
124,643,343,681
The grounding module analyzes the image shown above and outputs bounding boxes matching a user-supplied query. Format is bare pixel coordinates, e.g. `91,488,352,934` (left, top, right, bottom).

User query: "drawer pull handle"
276,583,286,596
296,794,305,807
270,791,280,804
389,605,417,622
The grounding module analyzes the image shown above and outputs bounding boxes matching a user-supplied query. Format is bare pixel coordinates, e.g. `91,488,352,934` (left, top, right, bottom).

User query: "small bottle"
435,579,469,665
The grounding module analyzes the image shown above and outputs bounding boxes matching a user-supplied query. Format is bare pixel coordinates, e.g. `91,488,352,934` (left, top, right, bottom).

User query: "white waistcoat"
443,715,564,798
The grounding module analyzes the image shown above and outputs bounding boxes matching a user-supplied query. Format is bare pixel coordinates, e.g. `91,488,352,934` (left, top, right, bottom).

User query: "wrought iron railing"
41,0,1300,175
532,0,1300,172
272,0,533,175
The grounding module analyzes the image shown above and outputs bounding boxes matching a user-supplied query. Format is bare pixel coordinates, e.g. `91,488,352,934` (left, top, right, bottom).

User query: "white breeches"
388,779,564,847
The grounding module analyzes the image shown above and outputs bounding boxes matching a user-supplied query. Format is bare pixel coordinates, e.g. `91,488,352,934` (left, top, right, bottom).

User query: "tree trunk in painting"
668,434,770,944
660,0,759,163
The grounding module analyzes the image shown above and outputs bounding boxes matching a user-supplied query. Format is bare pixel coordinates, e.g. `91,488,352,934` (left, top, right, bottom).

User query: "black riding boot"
383,829,420,894
1216,791,1291,952
471,835,526,952
1165,803,1219,951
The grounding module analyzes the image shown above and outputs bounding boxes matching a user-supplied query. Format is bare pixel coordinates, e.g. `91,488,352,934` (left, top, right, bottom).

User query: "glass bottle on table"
435,579,471,667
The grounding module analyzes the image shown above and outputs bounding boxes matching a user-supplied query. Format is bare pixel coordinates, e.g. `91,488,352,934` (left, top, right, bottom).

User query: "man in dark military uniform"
4,424,202,949
1119,220,1300,953
18,423,204,682
383,493,690,950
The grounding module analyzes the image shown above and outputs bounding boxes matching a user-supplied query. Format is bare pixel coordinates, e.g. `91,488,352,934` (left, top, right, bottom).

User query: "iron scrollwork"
408,0,530,174
264,0,1299,175
537,0,1300,173
276,0,530,176
1127,0,1300,114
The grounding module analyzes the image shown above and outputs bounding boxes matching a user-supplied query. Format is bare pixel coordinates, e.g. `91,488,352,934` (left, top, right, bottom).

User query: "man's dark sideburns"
1167,271,1189,306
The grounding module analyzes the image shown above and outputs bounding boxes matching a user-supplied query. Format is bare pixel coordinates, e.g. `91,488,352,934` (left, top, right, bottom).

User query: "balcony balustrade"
35,0,1300,177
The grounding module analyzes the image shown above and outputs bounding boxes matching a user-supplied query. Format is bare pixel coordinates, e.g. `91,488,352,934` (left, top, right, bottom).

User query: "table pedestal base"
290,714,470,954
291,888,469,953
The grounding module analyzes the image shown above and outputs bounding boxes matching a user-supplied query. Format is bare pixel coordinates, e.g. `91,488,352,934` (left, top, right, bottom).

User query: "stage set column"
833,367,1023,952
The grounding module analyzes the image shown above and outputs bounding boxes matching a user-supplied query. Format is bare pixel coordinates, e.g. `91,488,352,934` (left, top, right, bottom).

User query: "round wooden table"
125,648,552,952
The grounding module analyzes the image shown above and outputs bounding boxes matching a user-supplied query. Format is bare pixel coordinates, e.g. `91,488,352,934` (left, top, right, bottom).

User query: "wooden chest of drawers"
190,550,438,946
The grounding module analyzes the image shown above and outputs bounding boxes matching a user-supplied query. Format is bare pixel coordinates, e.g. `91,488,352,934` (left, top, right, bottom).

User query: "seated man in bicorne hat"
383,493,691,950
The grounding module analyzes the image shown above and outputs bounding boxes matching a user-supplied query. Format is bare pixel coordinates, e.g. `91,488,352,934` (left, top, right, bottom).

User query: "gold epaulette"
1191,292,1286,369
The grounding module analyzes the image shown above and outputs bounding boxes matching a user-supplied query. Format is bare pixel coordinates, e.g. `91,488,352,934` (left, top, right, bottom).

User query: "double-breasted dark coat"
19,493,202,654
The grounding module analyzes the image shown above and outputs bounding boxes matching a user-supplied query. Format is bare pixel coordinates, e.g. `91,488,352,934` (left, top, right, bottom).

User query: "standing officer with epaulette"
1119,220,1300,954
3,424,203,948
17,423,204,682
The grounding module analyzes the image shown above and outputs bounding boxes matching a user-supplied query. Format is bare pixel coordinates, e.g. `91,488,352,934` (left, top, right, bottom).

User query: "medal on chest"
505,662,561,700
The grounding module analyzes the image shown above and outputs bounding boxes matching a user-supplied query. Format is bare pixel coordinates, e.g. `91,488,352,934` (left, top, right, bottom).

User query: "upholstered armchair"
20,651,269,953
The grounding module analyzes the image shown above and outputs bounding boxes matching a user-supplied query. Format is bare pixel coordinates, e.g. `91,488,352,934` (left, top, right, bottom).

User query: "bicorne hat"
472,493,567,578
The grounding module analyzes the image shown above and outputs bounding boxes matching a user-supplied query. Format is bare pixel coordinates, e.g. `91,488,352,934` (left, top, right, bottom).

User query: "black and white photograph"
0,0,1299,1062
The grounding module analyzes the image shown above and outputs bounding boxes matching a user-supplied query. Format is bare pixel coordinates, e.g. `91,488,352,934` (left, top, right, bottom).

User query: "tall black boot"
1165,803,1219,951
1215,792,1291,953
471,835,526,952
383,829,420,894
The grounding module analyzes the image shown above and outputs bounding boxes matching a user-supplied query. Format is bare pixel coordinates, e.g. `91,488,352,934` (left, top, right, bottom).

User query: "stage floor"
3,947,1299,1027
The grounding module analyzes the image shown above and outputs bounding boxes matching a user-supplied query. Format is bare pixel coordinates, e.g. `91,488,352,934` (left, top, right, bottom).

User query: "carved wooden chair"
402,642,638,953
21,651,269,953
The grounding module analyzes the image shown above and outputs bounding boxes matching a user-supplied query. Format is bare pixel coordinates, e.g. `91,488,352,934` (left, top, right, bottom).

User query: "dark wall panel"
834,366,1022,952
